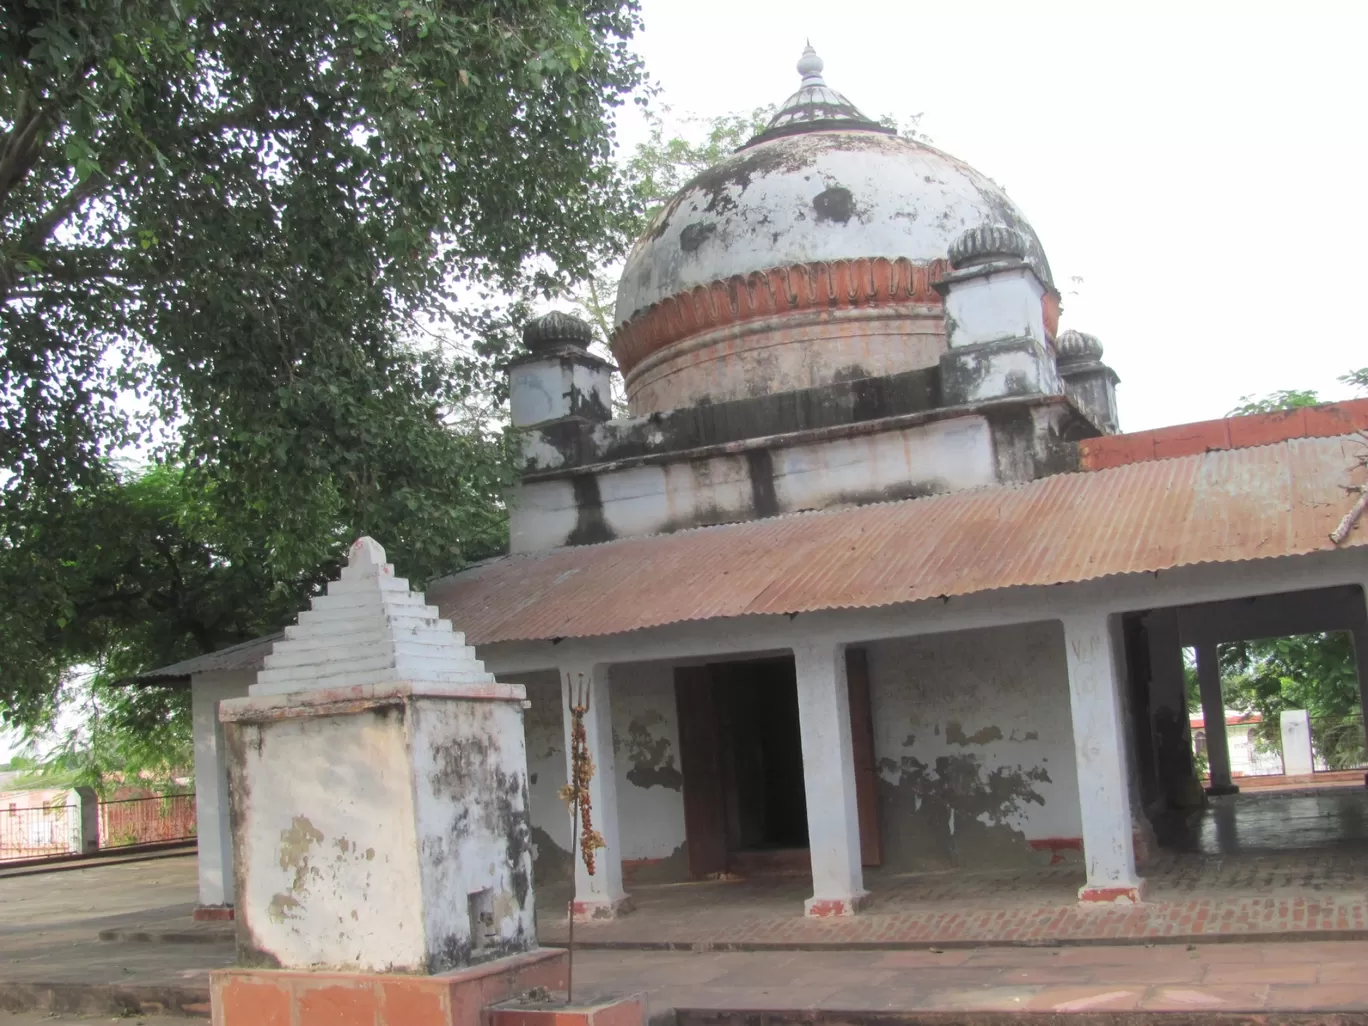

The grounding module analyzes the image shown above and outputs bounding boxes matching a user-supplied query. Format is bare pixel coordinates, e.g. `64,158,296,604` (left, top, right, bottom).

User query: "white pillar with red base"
793,641,868,917
560,663,633,921
1062,613,1147,904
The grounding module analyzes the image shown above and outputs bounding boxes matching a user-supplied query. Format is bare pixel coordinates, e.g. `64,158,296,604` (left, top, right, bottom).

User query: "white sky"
624,0,1368,431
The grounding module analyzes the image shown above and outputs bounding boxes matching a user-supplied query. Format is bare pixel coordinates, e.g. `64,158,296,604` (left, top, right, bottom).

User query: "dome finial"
797,42,825,83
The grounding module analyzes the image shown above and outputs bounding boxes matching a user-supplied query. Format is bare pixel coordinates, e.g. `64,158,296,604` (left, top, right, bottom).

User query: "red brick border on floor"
541,894,1368,952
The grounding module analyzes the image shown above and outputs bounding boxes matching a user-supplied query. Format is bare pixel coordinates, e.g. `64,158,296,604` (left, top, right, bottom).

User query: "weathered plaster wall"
628,307,945,413
225,692,535,974
509,416,998,552
190,669,252,908
608,660,688,879
227,706,427,972
865,621,1081,870
515,664,689,885
517,672,572,883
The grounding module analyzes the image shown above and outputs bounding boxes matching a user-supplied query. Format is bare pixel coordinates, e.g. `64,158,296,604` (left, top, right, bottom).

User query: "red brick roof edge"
1079,399,1368,472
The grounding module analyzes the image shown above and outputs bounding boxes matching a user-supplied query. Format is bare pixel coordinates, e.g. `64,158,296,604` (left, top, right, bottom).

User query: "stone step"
262,634,474,669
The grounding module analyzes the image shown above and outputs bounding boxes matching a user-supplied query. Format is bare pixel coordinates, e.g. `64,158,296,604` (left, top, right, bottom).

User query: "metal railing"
99,793,197,849
1309,716,1368,772
0,792,196,862
0,803,74,861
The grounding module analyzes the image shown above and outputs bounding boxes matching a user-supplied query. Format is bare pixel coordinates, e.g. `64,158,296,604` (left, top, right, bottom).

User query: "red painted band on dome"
610,256,950,376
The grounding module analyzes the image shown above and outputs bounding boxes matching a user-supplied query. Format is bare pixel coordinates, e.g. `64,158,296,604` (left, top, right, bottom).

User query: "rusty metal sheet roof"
430,436,1368,647
129,632,282,686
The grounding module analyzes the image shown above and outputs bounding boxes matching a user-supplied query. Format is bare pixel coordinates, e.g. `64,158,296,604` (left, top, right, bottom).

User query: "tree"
2,0,647,731
1228,390,1324,416
1221,635,1364,770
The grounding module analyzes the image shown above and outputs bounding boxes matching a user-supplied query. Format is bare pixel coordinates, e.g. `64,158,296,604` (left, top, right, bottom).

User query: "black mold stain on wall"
566,475,613,546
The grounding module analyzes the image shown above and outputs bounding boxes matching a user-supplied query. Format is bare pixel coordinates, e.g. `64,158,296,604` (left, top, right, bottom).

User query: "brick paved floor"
11,858,1368,1019
534,790,1368,949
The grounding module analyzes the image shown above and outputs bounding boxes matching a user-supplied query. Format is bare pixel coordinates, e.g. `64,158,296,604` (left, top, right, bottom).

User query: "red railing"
99,793,197,849
0,792,196,862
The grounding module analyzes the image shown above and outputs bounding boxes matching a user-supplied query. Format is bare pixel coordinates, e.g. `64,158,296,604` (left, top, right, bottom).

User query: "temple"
148,47,1368,924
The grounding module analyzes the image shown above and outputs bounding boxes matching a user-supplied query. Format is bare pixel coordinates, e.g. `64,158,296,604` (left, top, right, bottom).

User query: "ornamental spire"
744,43,895,148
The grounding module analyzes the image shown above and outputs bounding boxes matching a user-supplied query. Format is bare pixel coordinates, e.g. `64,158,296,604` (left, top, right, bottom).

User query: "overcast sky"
622,0,1368,432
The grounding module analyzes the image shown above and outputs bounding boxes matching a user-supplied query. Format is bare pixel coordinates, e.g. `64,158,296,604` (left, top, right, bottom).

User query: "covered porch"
431,431,1368,922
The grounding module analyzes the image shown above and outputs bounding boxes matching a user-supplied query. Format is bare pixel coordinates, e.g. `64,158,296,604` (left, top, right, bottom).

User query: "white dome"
614,130,1052,327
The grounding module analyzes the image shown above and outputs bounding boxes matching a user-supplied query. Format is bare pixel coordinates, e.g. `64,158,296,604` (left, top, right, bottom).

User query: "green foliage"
1,0,647,744
1188,635,1364,771
1220,633,1364,770
1340,368,1368,394
1227,390,1323,416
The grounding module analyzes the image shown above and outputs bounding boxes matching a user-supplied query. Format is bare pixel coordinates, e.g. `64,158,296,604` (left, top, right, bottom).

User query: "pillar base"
1205,782,1241,796
804,891,871,918
1078,880,1147,905
211,947,566,1026
488,993,644,1026
194,904,235,922
570,896,635,922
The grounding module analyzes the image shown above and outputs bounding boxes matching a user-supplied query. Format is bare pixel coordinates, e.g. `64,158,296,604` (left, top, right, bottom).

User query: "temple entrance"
714,657,809,854
674,651,881,878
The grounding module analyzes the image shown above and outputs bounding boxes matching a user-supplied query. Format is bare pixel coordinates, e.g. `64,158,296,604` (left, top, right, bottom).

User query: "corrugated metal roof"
430,436,1368,647
132,633,282,685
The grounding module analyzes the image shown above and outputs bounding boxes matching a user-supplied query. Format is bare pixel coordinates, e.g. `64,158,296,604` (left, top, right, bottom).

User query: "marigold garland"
559,673,607,875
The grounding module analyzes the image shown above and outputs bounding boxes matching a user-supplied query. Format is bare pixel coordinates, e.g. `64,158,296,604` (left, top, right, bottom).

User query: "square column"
191,670,250,918
560,664,632,920
1143,610,1206,810
793,641,868,917
1196,643,1238,795
1349,617,1368,785
1062,614,1146,904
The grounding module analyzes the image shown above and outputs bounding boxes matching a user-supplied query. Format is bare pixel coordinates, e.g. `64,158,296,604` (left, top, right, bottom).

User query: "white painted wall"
191,669,252,907
865,621,1081,870
228,703,429,972
517,672,572,877
516,662,688,880
509,415,999,552
608,661,688,866
509,357,612,428
225,687,535,974
943,267,1047,350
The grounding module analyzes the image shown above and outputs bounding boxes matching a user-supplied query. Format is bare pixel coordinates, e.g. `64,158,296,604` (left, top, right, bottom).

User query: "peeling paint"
945,722,1004,746
620,711,684,791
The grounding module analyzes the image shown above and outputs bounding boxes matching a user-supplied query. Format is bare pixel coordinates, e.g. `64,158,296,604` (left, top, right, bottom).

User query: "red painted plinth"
803,891,870,918
211,948,567,1026
194,905,236,922
1079,881,1147,905
570,896,635,921
488,993,644,1026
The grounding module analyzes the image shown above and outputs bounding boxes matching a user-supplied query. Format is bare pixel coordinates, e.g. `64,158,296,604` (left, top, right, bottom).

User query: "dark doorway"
674,651,881,879
715,658,809,851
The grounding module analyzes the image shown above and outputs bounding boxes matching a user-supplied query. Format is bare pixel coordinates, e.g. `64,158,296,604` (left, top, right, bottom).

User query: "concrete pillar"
1062,613,1146,903
560,663,632,920
1349,621,1368,783
1196,643,1238,794
65,787,98,854
1144,610,1206,809
1280,710,1314,776
793,641,868,917
192,670,250,917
